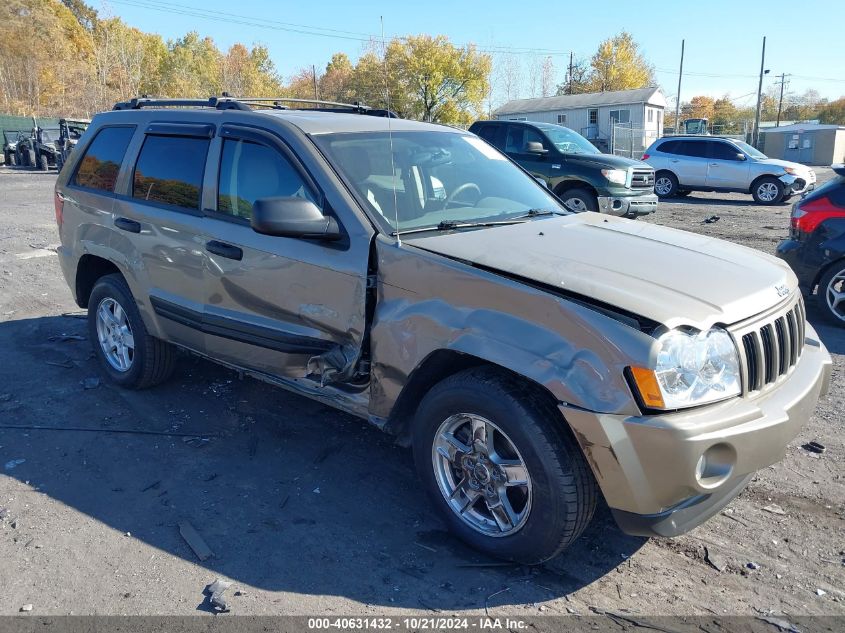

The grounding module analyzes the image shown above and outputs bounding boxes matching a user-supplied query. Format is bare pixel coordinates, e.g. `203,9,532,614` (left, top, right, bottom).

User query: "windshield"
533,123,600,155
314,131,569,233
4,131,21,142
733,140,767,159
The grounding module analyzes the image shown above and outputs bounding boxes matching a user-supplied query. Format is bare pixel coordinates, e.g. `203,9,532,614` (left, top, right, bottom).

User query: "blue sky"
103,0,845,107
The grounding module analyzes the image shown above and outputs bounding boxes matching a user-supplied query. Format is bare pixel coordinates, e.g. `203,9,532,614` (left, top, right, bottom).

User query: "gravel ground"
0,165,842,618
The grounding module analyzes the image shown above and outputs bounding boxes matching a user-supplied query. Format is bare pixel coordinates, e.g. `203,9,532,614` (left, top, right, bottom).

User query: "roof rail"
112,95,398,117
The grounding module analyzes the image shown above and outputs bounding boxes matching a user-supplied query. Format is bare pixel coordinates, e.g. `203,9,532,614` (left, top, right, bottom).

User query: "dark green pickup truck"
469,120,658,217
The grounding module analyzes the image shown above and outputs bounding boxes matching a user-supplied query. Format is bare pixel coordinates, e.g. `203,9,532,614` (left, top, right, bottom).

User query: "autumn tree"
159,32,222,97
319,53,355,103
588,31,654,92
555,56,590,96
682,95,715,120
818,98,845,124
221,44,282,97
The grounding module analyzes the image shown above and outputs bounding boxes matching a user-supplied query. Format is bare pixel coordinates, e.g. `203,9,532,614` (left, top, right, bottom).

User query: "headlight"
630,327,741,410
602,168,627,185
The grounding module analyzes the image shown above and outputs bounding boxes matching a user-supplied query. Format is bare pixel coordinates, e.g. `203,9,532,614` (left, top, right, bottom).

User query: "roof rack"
112,95,398,118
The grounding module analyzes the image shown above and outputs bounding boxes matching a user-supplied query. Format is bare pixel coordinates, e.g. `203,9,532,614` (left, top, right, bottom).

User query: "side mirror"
524,141,548,155
251,197,342,241
735,153,747,161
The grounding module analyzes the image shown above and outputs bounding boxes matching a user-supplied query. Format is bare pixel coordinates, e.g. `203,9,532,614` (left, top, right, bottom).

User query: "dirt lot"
0,165,843,618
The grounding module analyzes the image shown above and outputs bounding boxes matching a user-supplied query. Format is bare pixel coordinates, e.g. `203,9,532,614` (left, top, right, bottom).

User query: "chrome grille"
630,169,654,189
737,297,805,393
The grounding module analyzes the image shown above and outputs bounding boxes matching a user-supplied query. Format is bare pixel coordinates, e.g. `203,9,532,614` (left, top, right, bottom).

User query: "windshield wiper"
510,208,565,219
391,219,528,236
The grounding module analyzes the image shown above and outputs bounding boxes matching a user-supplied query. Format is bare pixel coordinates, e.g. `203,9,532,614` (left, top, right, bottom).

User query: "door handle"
205,240,243,261
709,162,719,166
670,159,679,163
114,217,141,233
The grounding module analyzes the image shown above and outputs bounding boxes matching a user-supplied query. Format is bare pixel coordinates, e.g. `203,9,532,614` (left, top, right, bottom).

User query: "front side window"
132,135,210,210
217,139,316,219
732,140,767,159
72,126,135,192
534,123,599,155
709,142,743,161
314,130,570,233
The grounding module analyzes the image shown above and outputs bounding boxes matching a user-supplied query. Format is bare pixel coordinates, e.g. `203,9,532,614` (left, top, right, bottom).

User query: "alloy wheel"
563,197,587,212
757,182,779,202
95,297,135,372
431,413,532,537
826,270,845,322
655,177,673,196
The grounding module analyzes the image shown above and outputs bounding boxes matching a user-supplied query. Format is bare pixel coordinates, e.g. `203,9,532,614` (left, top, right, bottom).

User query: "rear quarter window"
72,126,136,192
132,135,210,210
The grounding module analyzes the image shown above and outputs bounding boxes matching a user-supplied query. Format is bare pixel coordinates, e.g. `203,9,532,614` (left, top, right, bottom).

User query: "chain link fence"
610,123,659,159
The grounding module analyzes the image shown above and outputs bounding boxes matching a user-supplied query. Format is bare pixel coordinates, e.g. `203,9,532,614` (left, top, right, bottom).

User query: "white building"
493,87,666,151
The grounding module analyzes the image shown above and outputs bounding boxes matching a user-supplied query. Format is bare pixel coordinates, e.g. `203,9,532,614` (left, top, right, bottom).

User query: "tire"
38,152,48,171
654,171,678,198
559,187,598,213
8,151,16,166
676,190,692,197
3,150,9,166
412,367,598,564
817,262,845,326
26,149,35,168
752,176,785,204
88,273,176,389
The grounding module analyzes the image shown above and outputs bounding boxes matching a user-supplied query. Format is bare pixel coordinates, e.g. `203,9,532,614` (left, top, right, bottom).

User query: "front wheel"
412,367,598,564
752,177,785,204
559,188,598,213
38,152,48,171
654,172,678,198
88,274,176,389
818,262,845,326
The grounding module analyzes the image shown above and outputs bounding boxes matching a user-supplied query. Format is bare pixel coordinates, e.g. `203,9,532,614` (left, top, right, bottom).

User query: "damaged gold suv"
55,97,832,564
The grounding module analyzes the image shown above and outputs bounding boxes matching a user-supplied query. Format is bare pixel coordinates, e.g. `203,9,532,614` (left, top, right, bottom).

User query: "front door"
201,125,371,383
503,125,550,182
705,140,750,189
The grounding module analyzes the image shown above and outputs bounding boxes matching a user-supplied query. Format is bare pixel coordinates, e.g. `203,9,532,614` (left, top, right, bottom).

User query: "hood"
406,213,797,330
569,153,650,170
755,157,812,173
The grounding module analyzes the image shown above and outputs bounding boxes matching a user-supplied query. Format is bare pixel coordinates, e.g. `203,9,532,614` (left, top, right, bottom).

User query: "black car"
777,164,845,325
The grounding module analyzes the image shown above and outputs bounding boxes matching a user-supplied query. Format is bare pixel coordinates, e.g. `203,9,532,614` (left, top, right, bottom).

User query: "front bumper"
779,171,816,195
597,192,658,217
563,325,832,537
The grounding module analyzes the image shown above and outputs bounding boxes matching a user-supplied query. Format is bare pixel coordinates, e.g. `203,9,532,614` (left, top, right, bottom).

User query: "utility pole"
775,73,791,127
568,51,574,95
312,64,319,100
674,39,684,134
753,36,768,147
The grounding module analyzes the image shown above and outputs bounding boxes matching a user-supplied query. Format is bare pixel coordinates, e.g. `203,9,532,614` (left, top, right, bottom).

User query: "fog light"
695,443,736,489
612,199,623,210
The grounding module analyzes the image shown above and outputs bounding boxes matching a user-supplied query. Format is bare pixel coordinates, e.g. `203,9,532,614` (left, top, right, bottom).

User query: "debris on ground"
45,359,74,369
183,436,210,448
4,458,25,470
204,578,232,613
312,487,320,494
61,312,87,320
747,562,761,570
0,508,8,520
19,604,32,612
755,615,800,632
48,333,85,342
0,393,12,402
703,215,721,224
703,546,726,572
803,441,826,454
763,504,786,515
179,520,214,561
816,588,827,596
81,377,100,390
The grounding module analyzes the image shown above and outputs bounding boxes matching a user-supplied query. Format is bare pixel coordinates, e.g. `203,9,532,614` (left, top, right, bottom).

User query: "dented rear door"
199,123,371,382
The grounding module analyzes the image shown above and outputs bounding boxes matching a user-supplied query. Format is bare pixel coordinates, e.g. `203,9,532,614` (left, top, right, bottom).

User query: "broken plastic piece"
204,578,232,613
179,520,214,561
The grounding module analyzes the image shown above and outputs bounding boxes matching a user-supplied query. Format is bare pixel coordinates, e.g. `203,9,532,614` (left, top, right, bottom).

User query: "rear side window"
133,135,210,210
657,140,680,154
677,141,708,158
217,139,316,219
72,126,135,192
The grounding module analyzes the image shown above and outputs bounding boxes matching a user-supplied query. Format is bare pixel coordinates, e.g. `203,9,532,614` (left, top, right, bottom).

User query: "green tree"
160,32,222,97
319,53,355,103
818,98,845,124
587,31,654,92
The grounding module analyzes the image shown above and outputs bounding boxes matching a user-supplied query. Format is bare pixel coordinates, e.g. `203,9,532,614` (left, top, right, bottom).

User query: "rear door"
705,140,749,189
112,123,213,353
672,140,709,187
200,123,371,382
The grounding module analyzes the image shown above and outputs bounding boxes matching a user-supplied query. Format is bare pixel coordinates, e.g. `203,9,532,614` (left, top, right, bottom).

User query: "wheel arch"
553,179,598,198
749,173,782,195
384,349,567,448
812,256,845,293
75,254,123,309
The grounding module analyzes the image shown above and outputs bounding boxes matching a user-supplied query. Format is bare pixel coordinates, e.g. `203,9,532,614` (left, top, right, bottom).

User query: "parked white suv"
643,136,816,204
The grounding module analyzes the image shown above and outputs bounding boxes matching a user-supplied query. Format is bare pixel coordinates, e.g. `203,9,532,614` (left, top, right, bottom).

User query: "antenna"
381,15,401,245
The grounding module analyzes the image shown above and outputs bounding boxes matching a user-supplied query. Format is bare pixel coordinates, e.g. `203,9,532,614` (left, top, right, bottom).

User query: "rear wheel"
752,177,784,204
88,274,176,389
3,150,10,166
654,172,678,198
818,262,845,326
38,152,48,171
559,187,598,213
412,367,598,564
26,149,35,168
